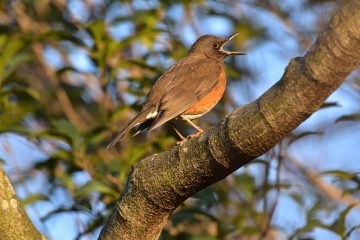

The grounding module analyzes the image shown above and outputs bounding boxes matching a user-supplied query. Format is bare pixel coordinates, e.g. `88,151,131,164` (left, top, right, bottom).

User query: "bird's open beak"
220,33,246,56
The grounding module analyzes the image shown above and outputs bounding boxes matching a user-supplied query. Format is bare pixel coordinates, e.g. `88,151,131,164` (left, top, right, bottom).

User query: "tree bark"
0,164,44,240
99,1,360,239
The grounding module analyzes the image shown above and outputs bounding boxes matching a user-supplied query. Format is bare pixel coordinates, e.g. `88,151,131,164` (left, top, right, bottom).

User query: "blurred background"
0,0,359,239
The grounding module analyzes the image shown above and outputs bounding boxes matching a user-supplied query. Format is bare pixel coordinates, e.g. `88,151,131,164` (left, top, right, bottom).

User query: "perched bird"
107,33,245,148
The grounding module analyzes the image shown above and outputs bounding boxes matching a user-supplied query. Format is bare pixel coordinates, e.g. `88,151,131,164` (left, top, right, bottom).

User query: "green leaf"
2,87,41,102
2,52,32,80
234,172,256,199
288,131,323,145
327,205,355,237
41,207,81,222
289,193,305,206
56,66,81,75
85,124,110,145
291,219,326,239
320,101,340,109
0,38,26,84
109,105,134,123
336,113,360,123
0,34,8,49
320,170,355,180
191,186,219,208
241,226,262,235
38,30,85,46
171,209,199,226
307,202,323,220
58,173,76,192
75,180,118,198
127,59,162,74
344,224,360,239
244,158,269,168
74,217,104,239
51,119,81,147
87,20,106,48
22,194,49,206
127,144,151,164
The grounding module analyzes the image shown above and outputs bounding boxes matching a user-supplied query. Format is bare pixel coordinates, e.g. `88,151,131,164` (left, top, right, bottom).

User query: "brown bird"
107,33,245,148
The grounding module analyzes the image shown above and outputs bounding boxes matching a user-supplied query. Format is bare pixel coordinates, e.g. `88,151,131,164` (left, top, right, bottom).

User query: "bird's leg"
173,126,186,140
171,123,187,145
182,116,204,133
181,116,204,139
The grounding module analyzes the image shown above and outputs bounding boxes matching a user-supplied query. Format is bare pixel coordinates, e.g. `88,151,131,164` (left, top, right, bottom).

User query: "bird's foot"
187,131,203,139
176,131,203,145
176,139,187,146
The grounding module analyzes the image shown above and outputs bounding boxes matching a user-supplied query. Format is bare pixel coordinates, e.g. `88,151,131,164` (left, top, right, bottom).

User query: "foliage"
0,0,359,239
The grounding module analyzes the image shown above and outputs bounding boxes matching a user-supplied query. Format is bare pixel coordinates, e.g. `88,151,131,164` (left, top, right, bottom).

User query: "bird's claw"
176,139,186,146
175,131,203,145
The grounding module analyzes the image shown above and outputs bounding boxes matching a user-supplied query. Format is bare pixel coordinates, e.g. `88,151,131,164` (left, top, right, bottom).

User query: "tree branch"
0,164,44,240
99,1,360,239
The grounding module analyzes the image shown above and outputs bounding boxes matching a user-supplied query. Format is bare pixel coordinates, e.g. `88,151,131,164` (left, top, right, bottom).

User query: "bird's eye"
213,42,219,49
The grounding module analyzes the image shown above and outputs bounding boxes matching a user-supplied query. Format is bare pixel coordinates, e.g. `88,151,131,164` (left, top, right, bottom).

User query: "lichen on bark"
0,164,44,240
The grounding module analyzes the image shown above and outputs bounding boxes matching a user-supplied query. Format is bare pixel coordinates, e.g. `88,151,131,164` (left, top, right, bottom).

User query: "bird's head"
188,33,245,59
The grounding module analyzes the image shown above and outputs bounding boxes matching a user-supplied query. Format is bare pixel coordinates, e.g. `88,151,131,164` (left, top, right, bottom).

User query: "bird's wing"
146,57,222,132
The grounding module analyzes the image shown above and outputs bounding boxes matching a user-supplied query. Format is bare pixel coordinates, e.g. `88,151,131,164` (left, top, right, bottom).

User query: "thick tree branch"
0,164,44,240
99,1,360,239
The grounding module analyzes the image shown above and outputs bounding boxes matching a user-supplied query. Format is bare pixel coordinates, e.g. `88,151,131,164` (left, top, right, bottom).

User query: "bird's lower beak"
220,33,246,56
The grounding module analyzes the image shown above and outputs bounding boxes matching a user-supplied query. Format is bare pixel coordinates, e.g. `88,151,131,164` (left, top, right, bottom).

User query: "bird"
107,33,245,148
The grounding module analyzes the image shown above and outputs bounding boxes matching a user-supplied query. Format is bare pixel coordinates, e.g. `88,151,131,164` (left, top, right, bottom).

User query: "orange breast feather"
183,70,226,117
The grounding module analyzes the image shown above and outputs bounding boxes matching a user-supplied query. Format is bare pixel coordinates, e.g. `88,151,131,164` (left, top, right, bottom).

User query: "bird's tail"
106,108,153,149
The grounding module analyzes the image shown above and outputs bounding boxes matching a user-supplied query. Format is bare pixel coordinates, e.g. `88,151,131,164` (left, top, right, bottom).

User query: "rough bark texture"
99,1,360,239
0,164,44,240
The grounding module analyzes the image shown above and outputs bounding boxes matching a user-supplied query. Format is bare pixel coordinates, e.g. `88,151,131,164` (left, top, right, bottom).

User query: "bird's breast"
182,69,226,118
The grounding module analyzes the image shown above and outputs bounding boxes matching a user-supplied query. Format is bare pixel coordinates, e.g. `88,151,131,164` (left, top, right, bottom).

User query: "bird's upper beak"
219,33,246,56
